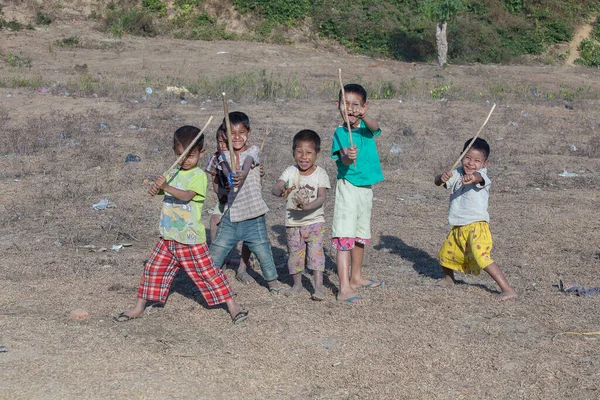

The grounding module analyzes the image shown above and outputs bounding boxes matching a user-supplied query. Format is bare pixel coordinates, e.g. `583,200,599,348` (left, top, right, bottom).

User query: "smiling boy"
435,137,517,301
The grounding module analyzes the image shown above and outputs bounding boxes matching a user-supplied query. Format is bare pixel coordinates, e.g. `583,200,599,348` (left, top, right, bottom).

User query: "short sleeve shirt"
278,165,331,227
159,167,207,244
331,119,384,186
446,167,491,226
218,145,269,222
205,152,228,204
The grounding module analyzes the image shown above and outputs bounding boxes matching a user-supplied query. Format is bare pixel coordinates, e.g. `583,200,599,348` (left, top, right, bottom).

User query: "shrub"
575,39,600,67
142,0,166,14
104,7,157,37
233,0,312,26
36,11,52,25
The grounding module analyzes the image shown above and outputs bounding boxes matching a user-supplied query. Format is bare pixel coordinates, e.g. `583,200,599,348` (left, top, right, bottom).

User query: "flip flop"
113,312,138,323
363,280,385,289
236,271,255,285
311,290,325,301
269,286,283,295
337,295,365,305
232,310,249,325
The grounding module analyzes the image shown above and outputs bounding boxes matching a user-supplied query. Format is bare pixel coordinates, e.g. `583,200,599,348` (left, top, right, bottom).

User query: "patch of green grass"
36,11,52,26
0,76,44,89
2,51,32,69
55,36,80,48
104,6,158,38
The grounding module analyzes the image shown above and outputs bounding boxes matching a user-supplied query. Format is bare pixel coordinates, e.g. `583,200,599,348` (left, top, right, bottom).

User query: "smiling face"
461,147,488,175
338,91,367,128
294,140,319,175
174,143,203,170
230,123,250,152
216,130,228,154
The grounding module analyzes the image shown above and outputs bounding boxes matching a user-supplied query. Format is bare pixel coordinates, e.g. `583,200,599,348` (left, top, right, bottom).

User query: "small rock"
70,309,89,321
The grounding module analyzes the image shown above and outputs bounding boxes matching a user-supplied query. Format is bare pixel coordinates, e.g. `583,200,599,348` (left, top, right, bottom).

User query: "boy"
435,137,517,301
205,127,256,284
209,112,283,294
272,130,331,300
114,125,248,324
331,84,385,304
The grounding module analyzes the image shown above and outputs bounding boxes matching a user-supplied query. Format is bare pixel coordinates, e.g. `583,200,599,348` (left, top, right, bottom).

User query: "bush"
233,0,312,26
575,38,600,67
104,7,157,37
142,0,166,14
593,17,600,42
36,11,52,25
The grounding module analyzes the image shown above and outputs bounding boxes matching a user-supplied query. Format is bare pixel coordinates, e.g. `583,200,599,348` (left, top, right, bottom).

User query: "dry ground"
2,21,600,400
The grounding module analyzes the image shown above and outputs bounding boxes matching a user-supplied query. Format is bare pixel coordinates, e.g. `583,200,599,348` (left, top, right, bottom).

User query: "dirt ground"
2,20,600,400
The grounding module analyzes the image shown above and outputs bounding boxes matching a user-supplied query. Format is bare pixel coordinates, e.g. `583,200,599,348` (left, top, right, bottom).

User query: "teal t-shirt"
330,120,384,186
159,167,207,244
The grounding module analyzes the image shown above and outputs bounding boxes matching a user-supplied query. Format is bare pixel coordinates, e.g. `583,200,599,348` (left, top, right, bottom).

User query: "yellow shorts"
438,221,494,275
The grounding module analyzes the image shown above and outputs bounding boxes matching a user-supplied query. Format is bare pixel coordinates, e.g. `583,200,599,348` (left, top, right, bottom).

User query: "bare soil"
1,20,600,400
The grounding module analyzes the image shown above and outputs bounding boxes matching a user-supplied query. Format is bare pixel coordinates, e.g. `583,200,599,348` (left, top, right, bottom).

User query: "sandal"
269,286,283,295
232,310,249,325
113,312,138,323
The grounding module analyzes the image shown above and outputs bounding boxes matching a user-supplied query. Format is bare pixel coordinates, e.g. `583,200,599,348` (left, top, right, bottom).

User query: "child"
331,84,385,304
435,137,517,301
205,127,255,285
209,112,283,294
115,125,248,324
272,130,331,300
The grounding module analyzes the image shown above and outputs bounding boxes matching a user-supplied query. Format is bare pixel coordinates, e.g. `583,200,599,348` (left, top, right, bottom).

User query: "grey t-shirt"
445,167,491,226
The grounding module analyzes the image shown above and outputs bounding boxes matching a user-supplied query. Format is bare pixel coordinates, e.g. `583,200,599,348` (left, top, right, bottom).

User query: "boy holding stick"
115,124,248,324
331,83,385,304
209,111,283,294
435,137,517,301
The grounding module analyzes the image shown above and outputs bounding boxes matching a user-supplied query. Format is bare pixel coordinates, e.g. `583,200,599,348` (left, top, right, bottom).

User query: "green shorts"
331,179,373,239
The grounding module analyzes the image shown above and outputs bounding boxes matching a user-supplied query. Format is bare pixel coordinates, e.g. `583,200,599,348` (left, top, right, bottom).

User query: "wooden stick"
338,68,356,168
449,103,496,171
259,126,270,156
222,93,239,192
164,116,213,174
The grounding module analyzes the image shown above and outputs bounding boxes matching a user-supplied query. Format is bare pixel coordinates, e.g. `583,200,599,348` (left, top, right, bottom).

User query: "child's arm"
230,155,254,188
462,172,484,185
293,187,326,211
435,171,453,186
338,146,358,166
272,179,295,198
354,106,379,132
149,175,197,201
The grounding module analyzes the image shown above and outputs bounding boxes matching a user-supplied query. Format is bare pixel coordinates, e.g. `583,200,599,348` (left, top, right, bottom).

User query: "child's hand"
462,172,481,185
346,145,358,161
282,185,296,199
352,105,367,120
259,164,265,177
230,169,249,188
440,171,453,183
149,175,167,195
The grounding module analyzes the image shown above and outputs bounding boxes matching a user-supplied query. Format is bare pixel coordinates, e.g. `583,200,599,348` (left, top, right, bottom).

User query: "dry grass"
2,19,600,400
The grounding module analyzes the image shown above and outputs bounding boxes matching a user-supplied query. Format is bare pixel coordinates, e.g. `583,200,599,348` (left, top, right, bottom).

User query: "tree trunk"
436,20,448,68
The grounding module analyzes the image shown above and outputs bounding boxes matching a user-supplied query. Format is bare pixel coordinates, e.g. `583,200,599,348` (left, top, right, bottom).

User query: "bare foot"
498,289,517,301
284,284,303,297
437,275,455,286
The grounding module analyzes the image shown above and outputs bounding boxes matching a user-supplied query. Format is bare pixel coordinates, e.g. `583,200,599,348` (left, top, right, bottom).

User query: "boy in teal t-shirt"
330,84,385,305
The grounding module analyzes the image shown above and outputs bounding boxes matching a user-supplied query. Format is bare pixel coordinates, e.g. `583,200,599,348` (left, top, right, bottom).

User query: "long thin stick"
222,93,239,192
449,103,496,171
338,68,356,168
164,116,213,174
259,126,270,155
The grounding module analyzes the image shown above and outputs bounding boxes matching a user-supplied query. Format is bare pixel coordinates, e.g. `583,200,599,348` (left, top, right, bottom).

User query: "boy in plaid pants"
115,125,248,324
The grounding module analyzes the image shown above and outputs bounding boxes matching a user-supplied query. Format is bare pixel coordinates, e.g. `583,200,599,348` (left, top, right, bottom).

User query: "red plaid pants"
137,238,233,306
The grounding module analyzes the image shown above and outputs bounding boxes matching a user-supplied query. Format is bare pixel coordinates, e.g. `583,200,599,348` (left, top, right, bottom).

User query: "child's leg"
439,267,455,285
285,226,306,296
118,238,179,319
241,215,281,292
305,223,326,300
336,248,363,303
483,262,517,301
209,213,221,244
209,211,241,270
236,243,255,285
176,242,248,321
349,243,383,289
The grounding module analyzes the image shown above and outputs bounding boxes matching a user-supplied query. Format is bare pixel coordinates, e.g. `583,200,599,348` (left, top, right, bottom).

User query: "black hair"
219,111,251,132
463,137,490,160
215,126,225,142
173,125,204,151
292,130,321,153
338,83,367,104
